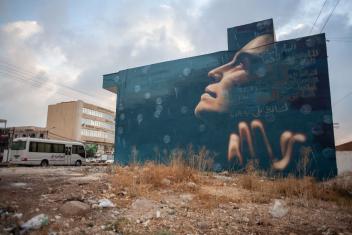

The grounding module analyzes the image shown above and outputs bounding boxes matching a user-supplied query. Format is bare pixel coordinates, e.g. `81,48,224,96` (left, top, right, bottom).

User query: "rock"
11,182,27,187
186,182,197,189
65,193,83,201
161,178,171,186
87,199,97,204
132,198,155,210
241,217,250,223
213,175,232,181
219,171,229,175
269,199,288,218
60,201,90,216
13,213,23,219
322,228,336,235
117,191,127,197
168,209,176,215
21,214,49,230
54,215,61,220
112,210,120,215
143,219,150,227
156,210,161,218
98,199,115,208
198,222,209,230
180,193,194,202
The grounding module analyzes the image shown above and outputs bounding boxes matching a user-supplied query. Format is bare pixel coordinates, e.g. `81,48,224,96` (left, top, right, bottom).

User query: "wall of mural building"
103,19,336,179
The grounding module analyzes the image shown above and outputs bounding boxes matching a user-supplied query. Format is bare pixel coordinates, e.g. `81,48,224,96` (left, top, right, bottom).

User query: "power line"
320,0,341,33
0,68,115,111
333,90,352,106
0,61,108,101
0,62,115,110
327,40,352,43
309,0,328,34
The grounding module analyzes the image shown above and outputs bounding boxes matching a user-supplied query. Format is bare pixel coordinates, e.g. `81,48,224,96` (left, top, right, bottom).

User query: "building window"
40,134,44,138
82,108,114,121
81,129,114,141
81,118,114,130
30,133,36,138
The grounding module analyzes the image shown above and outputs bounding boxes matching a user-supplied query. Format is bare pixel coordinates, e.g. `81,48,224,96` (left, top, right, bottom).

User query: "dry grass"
110,149,204,199
110,148,352,209
110,147,216,198
236,172,352,207
194,191,240,209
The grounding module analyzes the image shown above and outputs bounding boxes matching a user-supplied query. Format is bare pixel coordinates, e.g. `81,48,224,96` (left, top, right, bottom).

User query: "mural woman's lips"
200,93,213,101
205,88,217,98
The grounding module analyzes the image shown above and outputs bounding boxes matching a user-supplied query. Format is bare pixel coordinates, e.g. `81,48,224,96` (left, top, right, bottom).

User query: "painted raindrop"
163,135,171,144
134,85,141,93
154,111,160,119
300,104,312,115
117,127,124,134
144,92,151,99
137,114,143,124
156,105,163,112
180,106,188,114
156,97,163,105
118,103,124,111
183,67,191,77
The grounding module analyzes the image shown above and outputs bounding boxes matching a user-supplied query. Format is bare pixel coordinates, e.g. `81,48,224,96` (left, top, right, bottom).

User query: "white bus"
9,137,86,166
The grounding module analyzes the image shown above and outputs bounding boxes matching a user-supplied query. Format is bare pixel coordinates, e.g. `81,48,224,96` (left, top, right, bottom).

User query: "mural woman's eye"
234,53,251,70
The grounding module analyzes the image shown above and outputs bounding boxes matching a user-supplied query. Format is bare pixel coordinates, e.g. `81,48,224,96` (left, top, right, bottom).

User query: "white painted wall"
336,151,352,175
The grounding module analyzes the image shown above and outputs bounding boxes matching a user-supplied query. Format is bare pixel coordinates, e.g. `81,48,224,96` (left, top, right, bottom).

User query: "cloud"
2,21,42,39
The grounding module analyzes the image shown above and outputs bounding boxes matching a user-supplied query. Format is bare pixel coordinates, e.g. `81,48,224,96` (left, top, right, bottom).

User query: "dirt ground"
0,165,351,235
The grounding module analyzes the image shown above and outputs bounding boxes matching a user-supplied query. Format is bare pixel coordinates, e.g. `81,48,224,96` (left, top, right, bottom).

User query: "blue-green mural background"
103,19,336,179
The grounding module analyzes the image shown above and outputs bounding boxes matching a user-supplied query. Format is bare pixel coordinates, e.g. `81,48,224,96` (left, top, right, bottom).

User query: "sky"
0,0,351,145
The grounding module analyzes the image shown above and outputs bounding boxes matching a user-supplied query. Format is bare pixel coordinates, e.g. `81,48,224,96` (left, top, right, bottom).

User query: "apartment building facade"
47,100,115,155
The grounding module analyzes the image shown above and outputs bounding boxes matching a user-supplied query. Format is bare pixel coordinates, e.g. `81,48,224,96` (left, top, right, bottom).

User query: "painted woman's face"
194,34,274,120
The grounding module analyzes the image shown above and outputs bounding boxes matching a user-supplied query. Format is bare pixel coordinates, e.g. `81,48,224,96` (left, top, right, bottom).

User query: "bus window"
37,143,45,152
52,144,65,153
72,145,86,158
11,141,26,150
29,142,37,152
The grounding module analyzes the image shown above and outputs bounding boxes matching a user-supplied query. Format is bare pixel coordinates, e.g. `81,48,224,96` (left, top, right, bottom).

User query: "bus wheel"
75,160,82,166
40,160,49,167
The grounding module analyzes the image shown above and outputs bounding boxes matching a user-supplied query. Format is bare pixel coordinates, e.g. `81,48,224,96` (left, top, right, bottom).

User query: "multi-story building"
47,100,115,155
0,126,48,161
0,126,48,139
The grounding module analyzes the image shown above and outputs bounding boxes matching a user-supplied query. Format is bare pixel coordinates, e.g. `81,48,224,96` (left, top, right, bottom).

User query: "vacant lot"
0,165,351,235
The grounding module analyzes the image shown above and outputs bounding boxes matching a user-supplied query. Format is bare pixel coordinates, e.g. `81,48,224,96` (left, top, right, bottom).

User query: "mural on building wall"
103,19,337,179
